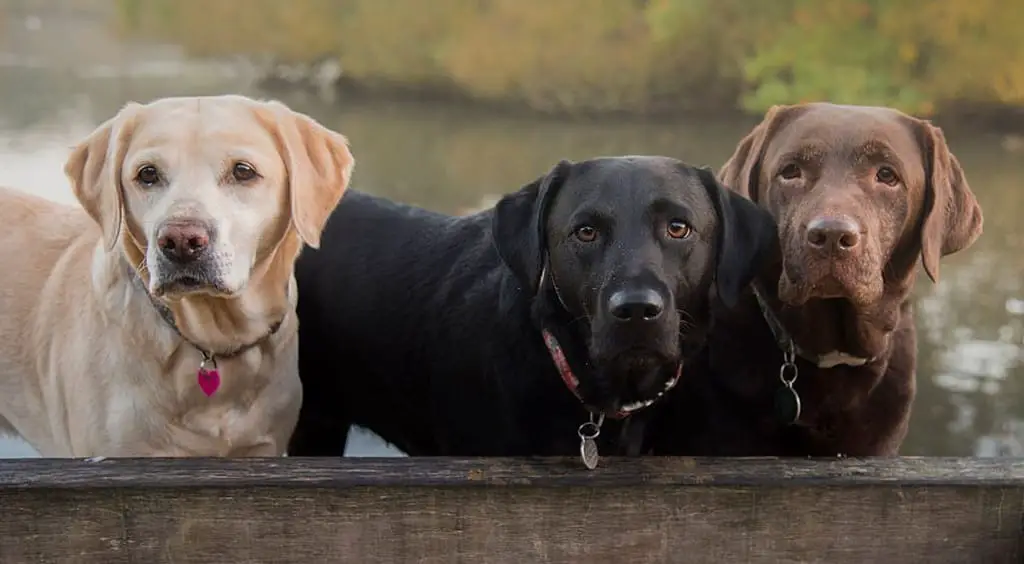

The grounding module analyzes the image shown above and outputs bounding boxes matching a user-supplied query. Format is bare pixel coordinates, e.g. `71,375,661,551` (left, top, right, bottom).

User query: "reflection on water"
1,6,1023,457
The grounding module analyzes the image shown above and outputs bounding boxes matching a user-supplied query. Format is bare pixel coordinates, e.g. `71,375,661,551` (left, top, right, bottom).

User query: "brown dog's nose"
157,221,210,264
806,216,861,252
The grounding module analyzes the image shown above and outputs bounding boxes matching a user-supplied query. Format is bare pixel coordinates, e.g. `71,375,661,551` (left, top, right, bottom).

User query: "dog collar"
751,283,872,369
129,263,285,397
540,328,682,420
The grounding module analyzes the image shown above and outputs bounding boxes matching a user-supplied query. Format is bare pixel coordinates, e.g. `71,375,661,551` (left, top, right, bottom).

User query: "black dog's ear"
696,166,778,308
493,160,573,293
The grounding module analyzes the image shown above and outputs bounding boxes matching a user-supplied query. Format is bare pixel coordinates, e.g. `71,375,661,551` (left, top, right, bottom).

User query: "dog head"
494,156,776,415
64,95,353,299
719,102,983,357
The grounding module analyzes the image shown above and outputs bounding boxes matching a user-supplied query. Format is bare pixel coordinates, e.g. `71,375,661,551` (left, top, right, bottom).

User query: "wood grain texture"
0,457,1021,563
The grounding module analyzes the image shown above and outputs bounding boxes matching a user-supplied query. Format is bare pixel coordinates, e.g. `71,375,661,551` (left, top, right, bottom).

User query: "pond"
1,12,1022,457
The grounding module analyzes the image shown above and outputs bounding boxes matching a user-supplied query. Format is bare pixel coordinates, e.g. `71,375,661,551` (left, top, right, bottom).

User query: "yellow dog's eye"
232,162,259,182
667,220,692,239
136,165,160,187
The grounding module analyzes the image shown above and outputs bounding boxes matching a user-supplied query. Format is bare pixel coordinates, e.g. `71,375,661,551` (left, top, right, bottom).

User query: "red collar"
540,328,682,420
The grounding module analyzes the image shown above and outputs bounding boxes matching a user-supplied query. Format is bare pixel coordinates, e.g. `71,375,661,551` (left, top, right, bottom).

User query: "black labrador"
287,156,776,458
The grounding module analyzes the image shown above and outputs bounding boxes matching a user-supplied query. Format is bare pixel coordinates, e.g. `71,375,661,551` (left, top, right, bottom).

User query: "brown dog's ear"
64,102,142,251
266,102,354,249
718,105,802,199
918,122,983,283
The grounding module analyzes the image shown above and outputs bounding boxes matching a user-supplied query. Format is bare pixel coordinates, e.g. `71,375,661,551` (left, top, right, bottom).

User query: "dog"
287,156,777,457
0,95,352,456
647,103,984,456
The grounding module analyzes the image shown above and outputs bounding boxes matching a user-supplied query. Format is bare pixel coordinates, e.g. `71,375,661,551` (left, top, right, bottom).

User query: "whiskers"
133,255,151,280
676,308,697,338
568,312,592,329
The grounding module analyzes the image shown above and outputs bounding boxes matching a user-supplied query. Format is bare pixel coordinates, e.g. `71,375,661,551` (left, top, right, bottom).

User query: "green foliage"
111,0,1024,116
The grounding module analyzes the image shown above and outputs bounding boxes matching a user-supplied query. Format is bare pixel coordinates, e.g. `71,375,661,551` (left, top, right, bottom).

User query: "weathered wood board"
0,457,1021,563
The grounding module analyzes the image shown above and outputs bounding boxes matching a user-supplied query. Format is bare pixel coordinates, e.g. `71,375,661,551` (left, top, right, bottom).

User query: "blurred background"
1,0,1022,458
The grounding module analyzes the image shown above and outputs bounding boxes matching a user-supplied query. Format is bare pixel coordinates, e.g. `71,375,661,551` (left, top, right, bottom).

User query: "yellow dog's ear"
64,102,142,251
264,101,354,249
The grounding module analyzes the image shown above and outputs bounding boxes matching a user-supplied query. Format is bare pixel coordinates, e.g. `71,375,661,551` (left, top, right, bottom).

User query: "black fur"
287,156,776,457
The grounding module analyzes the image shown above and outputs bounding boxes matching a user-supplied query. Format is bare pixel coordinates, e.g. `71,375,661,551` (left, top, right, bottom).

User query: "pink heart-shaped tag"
197,368,221,397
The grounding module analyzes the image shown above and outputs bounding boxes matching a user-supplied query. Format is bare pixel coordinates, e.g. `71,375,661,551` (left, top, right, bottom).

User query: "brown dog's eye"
667,220,692,239
232,162,259,182
136,165,160,187
574,225,598,243
778,164,802,180
876,166,900,186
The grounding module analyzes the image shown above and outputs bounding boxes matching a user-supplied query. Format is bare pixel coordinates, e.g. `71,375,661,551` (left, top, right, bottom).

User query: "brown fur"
0,95,352,457
648,102,982,456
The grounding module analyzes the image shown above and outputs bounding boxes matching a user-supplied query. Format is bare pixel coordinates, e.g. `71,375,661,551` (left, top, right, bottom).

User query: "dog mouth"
151,274,233,298
779,261,882,307
614,365,682,415
588,346,683,416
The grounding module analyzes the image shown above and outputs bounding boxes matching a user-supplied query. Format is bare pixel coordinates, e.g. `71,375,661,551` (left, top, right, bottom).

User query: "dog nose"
157,221,210,264
806,216,861,252
609,289,665,322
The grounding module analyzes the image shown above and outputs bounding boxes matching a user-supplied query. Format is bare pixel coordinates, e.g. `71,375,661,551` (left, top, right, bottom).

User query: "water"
1,5,1023,458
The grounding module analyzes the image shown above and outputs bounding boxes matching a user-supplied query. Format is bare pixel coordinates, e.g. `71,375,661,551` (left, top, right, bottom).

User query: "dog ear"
493,160,573,294
697,166,778,308
917,121,983,283
719,105,803,201
264,101,354,249
64,102,142,251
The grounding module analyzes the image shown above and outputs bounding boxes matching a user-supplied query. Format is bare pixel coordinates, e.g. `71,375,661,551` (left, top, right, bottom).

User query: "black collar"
129,264,285,361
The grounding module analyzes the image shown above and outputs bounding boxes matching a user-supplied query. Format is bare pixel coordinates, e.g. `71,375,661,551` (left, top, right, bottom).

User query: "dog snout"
157,220,211,264
805,216,861,254
608,288,665,323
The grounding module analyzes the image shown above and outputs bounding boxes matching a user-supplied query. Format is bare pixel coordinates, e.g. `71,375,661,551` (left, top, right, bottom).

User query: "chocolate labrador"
287,156,776,458
647,103,983,456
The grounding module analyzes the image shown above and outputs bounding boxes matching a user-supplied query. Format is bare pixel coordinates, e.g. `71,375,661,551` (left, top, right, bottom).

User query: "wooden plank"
0,457,1021,563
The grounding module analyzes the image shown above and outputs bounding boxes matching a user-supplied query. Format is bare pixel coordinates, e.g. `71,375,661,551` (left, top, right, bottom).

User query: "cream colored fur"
0,95,352,457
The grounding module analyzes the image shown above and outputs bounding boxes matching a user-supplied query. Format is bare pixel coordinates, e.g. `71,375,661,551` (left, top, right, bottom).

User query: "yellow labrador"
0,95,352,457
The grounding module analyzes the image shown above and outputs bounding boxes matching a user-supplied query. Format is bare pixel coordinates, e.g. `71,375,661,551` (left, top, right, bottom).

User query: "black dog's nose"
609,289,665,322
806,216,861,252
157,220,211,264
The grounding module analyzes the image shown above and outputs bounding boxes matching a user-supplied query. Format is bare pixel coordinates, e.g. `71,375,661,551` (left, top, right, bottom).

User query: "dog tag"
577,416,603,470
774,385,801,425
197,367,221,397
580,436,599,470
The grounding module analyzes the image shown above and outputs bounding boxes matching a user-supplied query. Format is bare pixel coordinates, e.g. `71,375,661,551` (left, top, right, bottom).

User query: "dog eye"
778,164,802,180
135,165,161,187
666,220,692,239
232,162,259,182
573,225,598,243
876,166,900,186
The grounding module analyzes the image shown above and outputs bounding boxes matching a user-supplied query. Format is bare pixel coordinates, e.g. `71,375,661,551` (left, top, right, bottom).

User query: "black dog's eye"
574,225,598,243
666,220,692,239
876,166,900,186
778,164,802,180
232,162,259,183
136,165,161,187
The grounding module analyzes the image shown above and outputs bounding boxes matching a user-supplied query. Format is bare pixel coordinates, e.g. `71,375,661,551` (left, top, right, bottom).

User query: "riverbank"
105,0,1024,130
258,66,1024,136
